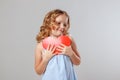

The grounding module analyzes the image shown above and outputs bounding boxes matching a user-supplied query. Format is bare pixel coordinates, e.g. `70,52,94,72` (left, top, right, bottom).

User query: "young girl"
34,9,81,80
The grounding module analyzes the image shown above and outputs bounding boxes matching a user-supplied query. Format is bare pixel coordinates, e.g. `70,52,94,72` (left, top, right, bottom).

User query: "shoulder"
36,42,42,48
35,42,43,53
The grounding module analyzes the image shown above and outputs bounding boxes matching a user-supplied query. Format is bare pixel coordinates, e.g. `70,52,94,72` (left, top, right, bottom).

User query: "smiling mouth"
58,29,64,33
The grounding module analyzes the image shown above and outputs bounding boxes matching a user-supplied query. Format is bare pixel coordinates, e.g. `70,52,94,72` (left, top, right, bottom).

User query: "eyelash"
64,24,67,27
57,22,60,25
56,22,67,27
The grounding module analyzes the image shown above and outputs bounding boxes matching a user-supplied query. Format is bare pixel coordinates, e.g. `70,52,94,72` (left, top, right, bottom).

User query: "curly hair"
36,9,70,43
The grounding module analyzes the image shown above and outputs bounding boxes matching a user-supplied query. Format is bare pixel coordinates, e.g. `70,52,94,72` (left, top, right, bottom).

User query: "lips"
42,35,71,54
59,29,64,32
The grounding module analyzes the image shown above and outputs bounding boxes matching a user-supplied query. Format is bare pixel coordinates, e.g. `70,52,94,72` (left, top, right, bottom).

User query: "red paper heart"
42,35,71,54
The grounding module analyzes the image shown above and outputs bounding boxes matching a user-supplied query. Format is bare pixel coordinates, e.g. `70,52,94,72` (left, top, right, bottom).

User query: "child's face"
51,14,69,37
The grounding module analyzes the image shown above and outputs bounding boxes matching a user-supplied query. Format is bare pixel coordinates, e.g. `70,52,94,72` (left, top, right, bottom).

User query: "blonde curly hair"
36,9,70,43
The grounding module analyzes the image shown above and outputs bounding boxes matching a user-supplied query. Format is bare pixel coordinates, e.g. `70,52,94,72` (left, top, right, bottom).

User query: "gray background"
0,0,120,80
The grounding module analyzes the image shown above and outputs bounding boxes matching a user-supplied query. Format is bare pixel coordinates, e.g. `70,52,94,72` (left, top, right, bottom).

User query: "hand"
56,44,74,57
42,44,56,62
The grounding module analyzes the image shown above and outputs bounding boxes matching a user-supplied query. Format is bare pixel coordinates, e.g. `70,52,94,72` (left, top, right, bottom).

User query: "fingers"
46,44,50,50
56,47,63,52
51,45,56,53
49,44,54,51
56,43,66,53
57,43,65,49
46,43,68,54
46,44,56,54
59,43,66,47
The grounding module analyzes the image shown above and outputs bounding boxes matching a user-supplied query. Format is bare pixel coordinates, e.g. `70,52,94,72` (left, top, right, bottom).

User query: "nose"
60,24,65,29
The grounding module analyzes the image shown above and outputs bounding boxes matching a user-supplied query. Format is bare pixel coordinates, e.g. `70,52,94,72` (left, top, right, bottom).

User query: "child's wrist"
69,50,74,57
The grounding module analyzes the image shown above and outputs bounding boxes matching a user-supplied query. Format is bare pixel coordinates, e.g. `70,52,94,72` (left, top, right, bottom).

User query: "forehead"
55,14,68,23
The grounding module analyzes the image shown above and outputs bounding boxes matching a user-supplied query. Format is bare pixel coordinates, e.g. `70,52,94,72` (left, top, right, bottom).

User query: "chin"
58,32,64,36
55,33,63,37
53,31,64,37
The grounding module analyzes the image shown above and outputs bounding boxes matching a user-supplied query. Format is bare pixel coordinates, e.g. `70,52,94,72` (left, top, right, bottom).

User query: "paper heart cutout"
42,35,71,54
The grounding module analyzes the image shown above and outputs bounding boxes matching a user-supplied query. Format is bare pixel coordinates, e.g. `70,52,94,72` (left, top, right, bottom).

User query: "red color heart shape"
42,35,71,54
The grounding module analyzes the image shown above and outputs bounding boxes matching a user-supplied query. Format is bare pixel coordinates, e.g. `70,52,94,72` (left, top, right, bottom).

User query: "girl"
34,9,81,80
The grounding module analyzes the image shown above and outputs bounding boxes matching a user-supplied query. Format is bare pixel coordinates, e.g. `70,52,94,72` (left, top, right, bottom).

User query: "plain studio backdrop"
0,0,120,80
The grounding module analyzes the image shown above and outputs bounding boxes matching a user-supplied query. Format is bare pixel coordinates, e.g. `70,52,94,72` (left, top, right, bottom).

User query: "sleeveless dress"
41,51,77,80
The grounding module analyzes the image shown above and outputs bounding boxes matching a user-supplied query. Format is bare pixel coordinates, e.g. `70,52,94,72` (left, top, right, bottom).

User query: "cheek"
51,26,60,30
51,26,56,30
65,26,69,31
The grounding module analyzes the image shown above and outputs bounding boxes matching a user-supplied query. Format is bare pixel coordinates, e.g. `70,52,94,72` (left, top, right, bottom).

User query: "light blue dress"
41,54,77,80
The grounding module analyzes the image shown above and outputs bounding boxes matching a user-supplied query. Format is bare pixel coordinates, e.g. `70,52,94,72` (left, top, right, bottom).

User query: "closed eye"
56,22,60,25
64,24,67,27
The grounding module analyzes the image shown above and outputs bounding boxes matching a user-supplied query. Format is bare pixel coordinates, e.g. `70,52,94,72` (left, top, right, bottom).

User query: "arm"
69,37,81,65
56,36,81,65
34,42,48,75
34,42,55,75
